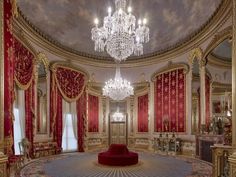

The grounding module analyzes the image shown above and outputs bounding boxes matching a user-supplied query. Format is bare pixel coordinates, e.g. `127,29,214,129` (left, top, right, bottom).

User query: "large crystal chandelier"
91,0,150,62
103,66,134,100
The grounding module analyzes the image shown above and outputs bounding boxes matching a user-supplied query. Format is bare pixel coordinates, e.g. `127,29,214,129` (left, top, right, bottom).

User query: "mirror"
191,58,200,134
36,55,49,134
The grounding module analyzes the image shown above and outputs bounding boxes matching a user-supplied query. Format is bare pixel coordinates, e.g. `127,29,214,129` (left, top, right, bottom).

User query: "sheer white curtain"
13,89,25,155
62,99,78,152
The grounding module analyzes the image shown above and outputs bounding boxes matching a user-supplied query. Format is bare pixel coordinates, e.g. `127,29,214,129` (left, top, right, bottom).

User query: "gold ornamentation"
11,0,18,18
188,47,204,66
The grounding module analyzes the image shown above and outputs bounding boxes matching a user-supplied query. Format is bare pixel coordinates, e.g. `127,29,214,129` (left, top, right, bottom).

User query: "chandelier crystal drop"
91,0,150,62
103,66,134,100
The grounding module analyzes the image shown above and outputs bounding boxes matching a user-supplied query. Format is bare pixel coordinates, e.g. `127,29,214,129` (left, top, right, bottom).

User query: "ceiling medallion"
91,0,150,62
102,66,134,101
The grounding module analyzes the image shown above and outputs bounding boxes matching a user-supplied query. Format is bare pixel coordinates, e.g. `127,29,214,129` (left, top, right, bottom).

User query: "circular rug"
19,153,212,177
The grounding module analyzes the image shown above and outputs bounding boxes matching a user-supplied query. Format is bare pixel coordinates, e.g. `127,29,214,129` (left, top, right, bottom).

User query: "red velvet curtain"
25,81,35,154
3,0,14,155
138,94,148,132
12,37,35,155
88,94,99,132
77,91,87,152
155,69,186,132
50,66,86,152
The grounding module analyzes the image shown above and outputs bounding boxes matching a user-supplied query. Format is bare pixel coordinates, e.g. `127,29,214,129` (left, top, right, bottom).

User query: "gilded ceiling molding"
207,53,231,68
0,0,4,149
151,61,190,81
212,82,232,89
203,26,232,60
12,0,232,68
50,61,90,81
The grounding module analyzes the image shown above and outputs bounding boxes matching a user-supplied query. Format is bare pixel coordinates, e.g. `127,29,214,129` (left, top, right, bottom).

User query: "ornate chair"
19,138,31,162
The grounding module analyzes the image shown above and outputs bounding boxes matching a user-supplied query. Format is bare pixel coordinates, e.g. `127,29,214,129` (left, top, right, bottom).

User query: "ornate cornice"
207,53,231,68
12,0,232,68
151,61,189,81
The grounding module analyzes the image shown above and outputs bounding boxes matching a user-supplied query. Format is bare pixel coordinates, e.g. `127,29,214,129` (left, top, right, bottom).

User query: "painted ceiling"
18,0,222,60
212,39,232,61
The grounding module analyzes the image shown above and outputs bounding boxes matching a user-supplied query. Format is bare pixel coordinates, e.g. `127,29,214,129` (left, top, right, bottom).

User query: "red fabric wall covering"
155,69,186,132
88,94,99,132
4,0,15,155
205,75,211,129
54,93,62,149
138,94,149,132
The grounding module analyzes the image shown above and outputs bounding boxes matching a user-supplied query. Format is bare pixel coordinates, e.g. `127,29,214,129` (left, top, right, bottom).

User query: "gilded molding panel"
0,0,4,150
207,53,231,68
203,26,232,60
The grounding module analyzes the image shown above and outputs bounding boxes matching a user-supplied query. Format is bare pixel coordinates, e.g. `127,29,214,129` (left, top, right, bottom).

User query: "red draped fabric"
50,66,86,152
88,94,99,132
77,91,87,152
25,81,35,154
13,38,34,90
54,93,63,149
155,69,186,132
138,94,149,132
205,75,210,129
4,0,15,155
55,67,85,102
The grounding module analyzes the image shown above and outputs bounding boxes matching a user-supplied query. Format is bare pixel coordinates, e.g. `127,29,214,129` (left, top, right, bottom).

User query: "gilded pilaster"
200,64,206,128
0,0,4,151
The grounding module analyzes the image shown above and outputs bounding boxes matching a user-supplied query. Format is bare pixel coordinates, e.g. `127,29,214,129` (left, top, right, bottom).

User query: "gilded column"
0,0,4,152
200,63,206,130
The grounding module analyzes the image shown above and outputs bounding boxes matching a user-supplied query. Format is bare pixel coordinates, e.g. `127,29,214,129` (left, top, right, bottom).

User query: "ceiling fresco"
18,0,222,60
212,39,232,61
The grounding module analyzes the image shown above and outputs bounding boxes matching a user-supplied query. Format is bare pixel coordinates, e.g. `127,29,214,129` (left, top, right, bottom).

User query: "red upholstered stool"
98,144,138,166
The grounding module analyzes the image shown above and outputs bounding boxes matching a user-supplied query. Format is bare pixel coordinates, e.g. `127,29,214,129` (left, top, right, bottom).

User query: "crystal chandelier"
111,107,125,122
91,0,150,62
103,66,134,100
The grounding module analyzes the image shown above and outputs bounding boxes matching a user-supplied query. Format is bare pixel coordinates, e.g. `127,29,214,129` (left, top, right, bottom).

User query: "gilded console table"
0,153,8,177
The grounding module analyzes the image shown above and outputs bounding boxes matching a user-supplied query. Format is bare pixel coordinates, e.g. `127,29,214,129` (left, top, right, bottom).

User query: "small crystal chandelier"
103,66,134,100
111,107,125,122
91,0,150,62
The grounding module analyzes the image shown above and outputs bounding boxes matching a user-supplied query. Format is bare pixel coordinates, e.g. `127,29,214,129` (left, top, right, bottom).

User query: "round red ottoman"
98,144,138,166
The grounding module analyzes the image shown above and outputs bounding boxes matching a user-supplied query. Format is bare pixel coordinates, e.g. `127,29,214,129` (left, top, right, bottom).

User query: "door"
109,114,127,145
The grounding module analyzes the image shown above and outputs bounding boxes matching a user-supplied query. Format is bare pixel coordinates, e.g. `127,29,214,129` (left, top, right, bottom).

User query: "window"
13,108,23,155
62,114,77,152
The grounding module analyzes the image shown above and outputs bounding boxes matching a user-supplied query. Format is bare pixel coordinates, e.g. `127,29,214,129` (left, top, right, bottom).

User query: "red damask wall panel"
155,69,186,132
138,94,149,132
88,94,99,132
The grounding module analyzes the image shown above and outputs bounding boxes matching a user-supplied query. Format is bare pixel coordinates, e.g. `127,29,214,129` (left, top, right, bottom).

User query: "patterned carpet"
18,152,212,177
